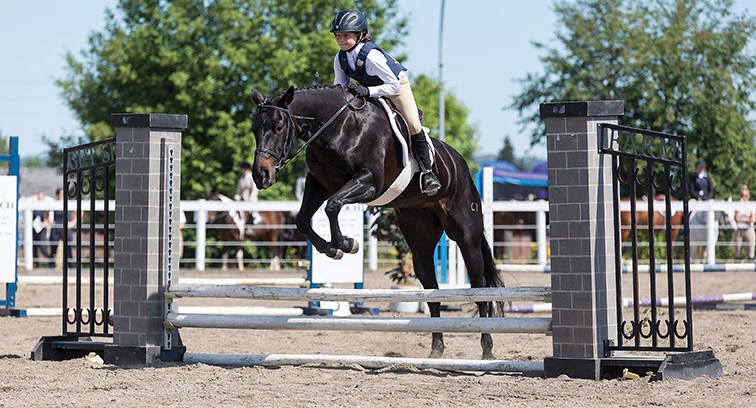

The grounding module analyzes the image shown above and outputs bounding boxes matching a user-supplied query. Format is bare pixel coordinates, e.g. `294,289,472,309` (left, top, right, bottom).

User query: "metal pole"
437,0,446,142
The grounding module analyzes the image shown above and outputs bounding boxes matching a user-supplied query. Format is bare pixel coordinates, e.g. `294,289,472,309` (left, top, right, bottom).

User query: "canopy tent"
476,161,548,200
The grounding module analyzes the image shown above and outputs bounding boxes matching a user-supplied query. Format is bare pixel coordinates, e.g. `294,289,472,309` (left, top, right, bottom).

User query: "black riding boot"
411,132,441,196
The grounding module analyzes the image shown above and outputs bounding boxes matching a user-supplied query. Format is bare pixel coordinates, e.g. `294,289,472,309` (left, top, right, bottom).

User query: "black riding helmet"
330,9,368,34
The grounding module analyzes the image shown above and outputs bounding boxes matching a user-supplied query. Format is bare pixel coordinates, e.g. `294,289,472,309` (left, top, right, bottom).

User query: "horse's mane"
294,84,342,92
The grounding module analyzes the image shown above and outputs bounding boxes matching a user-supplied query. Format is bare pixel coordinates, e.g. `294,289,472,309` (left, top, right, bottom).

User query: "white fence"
16,198,756,271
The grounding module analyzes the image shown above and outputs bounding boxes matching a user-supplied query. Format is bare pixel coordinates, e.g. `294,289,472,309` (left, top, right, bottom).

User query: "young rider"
330,9,441,196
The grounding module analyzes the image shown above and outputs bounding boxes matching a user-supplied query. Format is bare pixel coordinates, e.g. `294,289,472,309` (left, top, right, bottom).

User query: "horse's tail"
481,236,506,316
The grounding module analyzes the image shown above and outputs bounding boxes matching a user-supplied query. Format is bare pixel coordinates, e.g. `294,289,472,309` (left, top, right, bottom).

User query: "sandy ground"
1,267,754,407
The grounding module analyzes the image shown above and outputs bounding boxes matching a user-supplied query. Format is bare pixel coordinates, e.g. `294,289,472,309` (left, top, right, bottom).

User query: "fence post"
104,113,187,365
541,101,623,379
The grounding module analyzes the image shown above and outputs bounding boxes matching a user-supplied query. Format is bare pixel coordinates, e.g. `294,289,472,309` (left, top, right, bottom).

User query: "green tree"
496,136,516,164
56,0,408,199
411,74,479,173
0,132,7,156
512,0,755,196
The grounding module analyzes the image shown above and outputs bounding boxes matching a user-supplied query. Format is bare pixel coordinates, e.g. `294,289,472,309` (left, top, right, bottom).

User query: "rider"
330,9,442,196
235,162,262,224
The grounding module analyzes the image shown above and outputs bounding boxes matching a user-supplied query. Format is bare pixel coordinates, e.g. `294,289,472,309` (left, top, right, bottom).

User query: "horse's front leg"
295,175,338,258
324,170,379,257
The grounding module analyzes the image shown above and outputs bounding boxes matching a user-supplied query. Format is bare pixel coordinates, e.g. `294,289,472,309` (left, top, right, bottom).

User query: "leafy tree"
0,132,7,156
512,0,755,196
496,136,516,164
56,0,408,199
411,74,480,173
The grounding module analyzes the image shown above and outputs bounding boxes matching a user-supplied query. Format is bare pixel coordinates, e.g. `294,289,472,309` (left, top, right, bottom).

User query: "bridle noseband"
255,92,359,171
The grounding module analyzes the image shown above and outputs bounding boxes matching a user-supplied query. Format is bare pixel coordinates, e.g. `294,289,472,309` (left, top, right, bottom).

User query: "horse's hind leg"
395,208,445,358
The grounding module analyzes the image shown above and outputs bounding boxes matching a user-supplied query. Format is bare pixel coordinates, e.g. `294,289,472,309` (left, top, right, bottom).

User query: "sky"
0,1,752,165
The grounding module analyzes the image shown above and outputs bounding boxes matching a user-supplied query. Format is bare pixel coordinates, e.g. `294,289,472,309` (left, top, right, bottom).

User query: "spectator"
49,188,77,269
689,159,714,200
235,162,261,224
31,191,53,267
734,185,755,261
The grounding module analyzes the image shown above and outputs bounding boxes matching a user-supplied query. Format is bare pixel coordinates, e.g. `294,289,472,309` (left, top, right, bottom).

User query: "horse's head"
251,86,307,189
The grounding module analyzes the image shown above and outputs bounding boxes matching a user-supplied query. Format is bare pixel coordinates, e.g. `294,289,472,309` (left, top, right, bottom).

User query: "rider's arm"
363,50,401,97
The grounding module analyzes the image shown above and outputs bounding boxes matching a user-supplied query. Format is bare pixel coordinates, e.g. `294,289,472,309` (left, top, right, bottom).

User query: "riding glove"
349,83,370,98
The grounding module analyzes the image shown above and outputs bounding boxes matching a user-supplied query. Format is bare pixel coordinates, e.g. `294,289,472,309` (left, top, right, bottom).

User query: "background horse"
689,206,735,261
619,198,685,244
493,211,538,261
206,191,285,271
250,85,504,360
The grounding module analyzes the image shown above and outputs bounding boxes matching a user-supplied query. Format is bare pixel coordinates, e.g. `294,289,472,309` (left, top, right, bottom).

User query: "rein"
256,93,359,170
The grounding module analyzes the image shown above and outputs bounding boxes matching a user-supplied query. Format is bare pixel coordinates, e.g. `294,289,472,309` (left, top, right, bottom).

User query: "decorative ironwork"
599,124,693,354
62,138,116,338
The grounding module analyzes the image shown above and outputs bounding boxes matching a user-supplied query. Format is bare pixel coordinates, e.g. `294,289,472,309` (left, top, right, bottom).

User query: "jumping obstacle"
0,136,24,317
497,263,756,273
505,292,756,313
183,353,545,373
18,276,307,286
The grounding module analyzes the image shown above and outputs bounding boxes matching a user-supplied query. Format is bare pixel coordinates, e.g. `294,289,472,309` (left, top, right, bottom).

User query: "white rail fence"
16,198,756,271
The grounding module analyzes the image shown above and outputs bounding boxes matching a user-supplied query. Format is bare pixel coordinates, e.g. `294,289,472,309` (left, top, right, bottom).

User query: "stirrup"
420,170,441,196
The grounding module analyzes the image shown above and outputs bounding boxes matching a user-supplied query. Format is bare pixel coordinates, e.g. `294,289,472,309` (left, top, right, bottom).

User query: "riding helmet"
330,9,368,33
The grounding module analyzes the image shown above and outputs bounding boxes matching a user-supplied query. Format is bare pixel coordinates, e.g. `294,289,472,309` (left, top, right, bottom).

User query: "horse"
619,198,685,245
250,85,504,360
688,204,736,261
205,191,286,271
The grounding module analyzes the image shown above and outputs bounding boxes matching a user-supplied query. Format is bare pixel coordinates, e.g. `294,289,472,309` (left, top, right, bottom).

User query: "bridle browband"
255,92,360,170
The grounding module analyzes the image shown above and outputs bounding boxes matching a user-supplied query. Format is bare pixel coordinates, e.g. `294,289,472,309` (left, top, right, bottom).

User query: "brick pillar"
541,101,623,379
104,113,187,365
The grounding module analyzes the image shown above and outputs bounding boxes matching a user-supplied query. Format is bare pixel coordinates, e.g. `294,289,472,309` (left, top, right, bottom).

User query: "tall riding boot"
411,132,441,196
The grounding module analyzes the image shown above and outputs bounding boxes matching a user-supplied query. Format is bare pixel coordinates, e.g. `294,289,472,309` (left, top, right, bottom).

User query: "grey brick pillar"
103,113,187,365
541,101,623,379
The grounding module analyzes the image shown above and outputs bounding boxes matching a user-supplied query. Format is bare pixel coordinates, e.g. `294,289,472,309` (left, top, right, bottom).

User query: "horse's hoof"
345,237,359,254
481,351,495,360
326,248,344,260
428,349,444,359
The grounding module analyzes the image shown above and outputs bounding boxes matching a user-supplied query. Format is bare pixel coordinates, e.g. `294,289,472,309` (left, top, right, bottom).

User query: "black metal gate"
599,124,693,354
61,138,116,338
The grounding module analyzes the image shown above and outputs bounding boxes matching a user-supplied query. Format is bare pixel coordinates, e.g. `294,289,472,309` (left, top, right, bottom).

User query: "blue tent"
476,160,548,200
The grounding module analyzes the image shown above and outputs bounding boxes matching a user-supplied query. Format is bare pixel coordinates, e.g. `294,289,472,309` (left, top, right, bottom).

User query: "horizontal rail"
166,285,551,303
165,313,553,334
183,352,545,373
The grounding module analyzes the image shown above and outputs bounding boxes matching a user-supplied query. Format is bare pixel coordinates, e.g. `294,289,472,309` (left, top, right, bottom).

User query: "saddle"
364,98,434,206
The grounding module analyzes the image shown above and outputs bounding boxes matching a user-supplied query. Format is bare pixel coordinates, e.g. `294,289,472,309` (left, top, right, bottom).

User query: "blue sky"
0,1,751,164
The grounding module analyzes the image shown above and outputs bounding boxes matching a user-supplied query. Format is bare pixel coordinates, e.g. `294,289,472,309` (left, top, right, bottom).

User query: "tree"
411,74,479,173
496,136,516,164
512,0,755,196
56,0,409,199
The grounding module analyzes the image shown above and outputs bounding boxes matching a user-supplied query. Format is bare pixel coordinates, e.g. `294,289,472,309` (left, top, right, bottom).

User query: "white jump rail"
165,313,553,334
183,352,545,373
166,285,551,303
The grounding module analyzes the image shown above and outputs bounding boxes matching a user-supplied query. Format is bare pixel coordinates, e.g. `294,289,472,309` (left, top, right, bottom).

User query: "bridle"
255,92,360,171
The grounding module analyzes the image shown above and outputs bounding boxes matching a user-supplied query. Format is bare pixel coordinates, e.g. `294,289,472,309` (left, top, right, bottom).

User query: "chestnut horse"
206,191,285,271
619,198,684,244
250,85,504,359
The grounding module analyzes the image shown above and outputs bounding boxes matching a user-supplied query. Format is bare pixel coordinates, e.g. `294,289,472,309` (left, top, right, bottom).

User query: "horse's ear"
280,86,295,107
251,89,265,106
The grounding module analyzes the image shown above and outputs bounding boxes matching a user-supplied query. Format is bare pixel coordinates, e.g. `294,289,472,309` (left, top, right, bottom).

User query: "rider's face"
334,32,359,51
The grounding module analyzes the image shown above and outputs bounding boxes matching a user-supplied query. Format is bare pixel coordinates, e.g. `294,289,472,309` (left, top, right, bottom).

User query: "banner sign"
0,176,18,283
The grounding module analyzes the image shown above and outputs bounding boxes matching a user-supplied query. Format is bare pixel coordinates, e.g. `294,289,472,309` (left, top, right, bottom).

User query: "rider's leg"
411,131,441,195
386,78,441,196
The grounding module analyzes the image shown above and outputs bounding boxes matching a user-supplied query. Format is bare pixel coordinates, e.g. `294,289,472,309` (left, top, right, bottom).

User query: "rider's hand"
349,83,370,98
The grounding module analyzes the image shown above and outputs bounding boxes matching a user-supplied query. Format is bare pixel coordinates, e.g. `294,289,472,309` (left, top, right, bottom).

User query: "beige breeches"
384,78,422,135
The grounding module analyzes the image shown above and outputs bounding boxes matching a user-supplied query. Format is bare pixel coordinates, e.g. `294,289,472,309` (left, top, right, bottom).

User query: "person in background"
733,185,755,261
689,159,714,200
31,191,53,268
235,162,261,224
49,188,77,269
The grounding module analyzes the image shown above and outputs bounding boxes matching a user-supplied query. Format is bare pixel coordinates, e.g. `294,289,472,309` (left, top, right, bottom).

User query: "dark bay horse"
206,191,286,271
250,85,504,359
